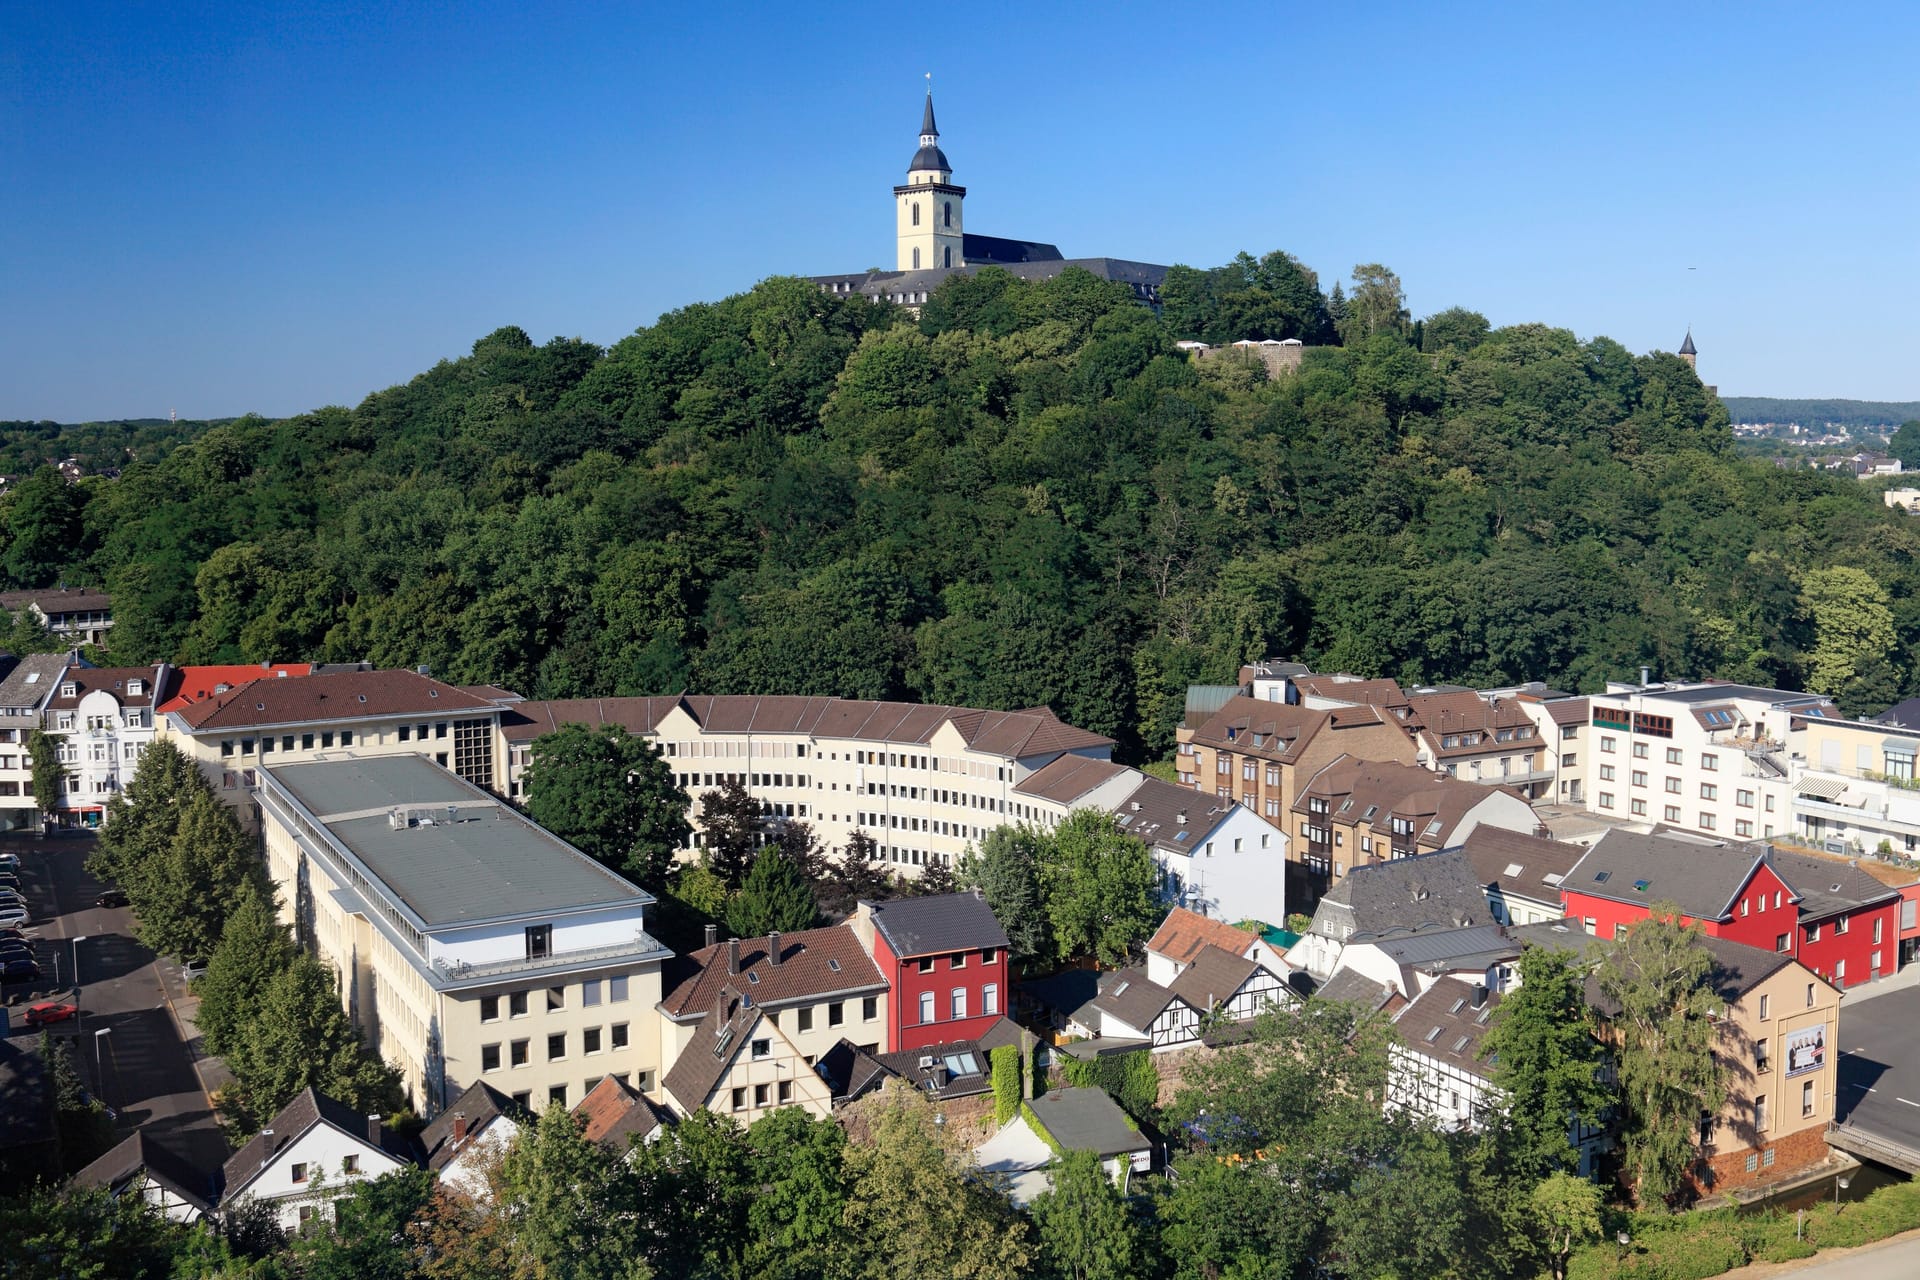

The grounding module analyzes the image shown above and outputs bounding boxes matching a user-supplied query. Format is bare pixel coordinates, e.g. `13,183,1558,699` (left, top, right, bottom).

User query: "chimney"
451,1112,469,1143
704,923,719,949
1472,983,1488,1009
768,931,783,966
1640,665,1652,688
727,938,740,975
1177,811,1187,825
848,901,877,955
367,1114,383,1148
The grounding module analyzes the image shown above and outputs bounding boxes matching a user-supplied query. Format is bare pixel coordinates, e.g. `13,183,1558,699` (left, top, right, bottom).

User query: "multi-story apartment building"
1177,695,1418,903
1405,691,1553,800
1788,710,1920,857
42,664,166,830
1289,755,1540,896
0,653,72,832
1582,680,1833,840
1560,829,1901,990
852,891,1011,1053
160,669,506,825
0,587,114,647
256,754,672,1115
497,696,1115,875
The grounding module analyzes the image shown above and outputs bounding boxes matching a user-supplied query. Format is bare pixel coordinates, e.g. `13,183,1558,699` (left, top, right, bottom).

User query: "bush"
990,1044,1020,1125
1057,1049,1159,1122
1804,1179,1920,1249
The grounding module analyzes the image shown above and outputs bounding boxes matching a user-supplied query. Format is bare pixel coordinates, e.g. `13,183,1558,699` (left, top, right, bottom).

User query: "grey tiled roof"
419,1080,523,1173
869,891,1008,959
1371,924,1519,971
1026,1087,1150,1158
0,652,71,710
1461,827,1587,904
1394,980,1501,1078
1313,969,1393,1009
1309,848,1494,944
1562,830,1768,921
73,1131,220,1214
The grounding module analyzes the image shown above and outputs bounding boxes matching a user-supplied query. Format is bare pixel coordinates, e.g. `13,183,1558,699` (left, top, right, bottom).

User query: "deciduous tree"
1028,1148,1140,1280
959,825,1050,967
1039,810,1159,967
523,722,690,888
1480,946,1608,1177
726,847,819,937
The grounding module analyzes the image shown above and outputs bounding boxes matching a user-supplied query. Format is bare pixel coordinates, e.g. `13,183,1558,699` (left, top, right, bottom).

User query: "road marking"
1896,1097,1920,1108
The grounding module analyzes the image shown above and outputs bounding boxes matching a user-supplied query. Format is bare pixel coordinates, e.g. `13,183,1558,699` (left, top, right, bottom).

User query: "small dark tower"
1678,329,1697,371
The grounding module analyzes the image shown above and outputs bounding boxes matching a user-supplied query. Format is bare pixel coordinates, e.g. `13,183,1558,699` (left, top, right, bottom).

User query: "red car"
23,1002,77,1027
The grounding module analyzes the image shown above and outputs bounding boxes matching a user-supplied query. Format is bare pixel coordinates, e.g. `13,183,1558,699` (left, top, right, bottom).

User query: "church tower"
894,90,965,272
1679,329,1697,370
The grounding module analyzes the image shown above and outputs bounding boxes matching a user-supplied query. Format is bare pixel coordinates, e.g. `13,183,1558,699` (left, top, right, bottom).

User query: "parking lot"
2,832,229,1171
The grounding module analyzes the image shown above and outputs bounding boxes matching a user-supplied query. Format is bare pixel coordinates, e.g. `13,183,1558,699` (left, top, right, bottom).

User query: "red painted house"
852,891,1011,1052
1561,830,1902,989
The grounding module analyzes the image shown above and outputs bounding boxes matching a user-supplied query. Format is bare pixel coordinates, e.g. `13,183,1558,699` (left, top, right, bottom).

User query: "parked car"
1,956,41,982
23,1002,75,1027
0,907,31,929
0,928,31,946
0,876,22,894
93,889,128,909
183,959,209,982
0,854,19,872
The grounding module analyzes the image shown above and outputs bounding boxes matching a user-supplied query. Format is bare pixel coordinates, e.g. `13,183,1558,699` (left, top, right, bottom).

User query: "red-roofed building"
156,664,314,714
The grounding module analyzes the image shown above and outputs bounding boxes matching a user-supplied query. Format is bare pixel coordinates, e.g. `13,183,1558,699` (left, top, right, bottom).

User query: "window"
1808,923,1821,942
1598,792,1614,809
951,988,967,1020
1836,915,1849,935
949,952,966,969
1737,789,1754,808
828,1001,844,1027
1759,993,1770,1020
1735,820,1753,837
342,1154,359,1174
1756,1038,1770,1073
1702,753,1719,771
1754,1094,1767,1131
1599,765,1615,781
1664,805,1681,822
1582,917,1598,935
1875,917,1884,944
912,202,920,225
549,1084,566,1107
1600,736,1616,753
912,247,920,268
511,1037,530,1066
943,200,951,227
1803,1080,1817,1118
482,1043,501,1072
862,996,878,1021
525,925,551,960
547,986,565,1012
584,1027,602,1054
1699,813,1717,831
292,1162,308,1183
917,957,935,973
1665,776,1682,793
983,983,998,1015
609,975,628,1003
731,1087,747,1111
1807,982,1816,1007
1614,924,1628,941
611,1023,629,1049
1631,770,1647,787
1631,799,1648,816
481,996,500,1022
509,992,529,1018
797,1006,814,1032
1632,742,1649,760
1700,783,1718,800
919,992,935,1024
1776,934,1791,953
751,1038,771,1061
754,1083,769,1107
547,1033,566,1061
1665,747,1683,764
778,1080,793,1104
582,980,602,1007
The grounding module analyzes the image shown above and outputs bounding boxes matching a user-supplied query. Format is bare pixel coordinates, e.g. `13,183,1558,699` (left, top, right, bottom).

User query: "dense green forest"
1720,397,1920,430
7,253,1919,764
0,417,218,475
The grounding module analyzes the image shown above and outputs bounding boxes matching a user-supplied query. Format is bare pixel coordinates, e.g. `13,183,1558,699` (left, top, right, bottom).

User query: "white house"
418,1080,524,1201
42,664,166,830
1112,777,1290,928
219,1087,414,1231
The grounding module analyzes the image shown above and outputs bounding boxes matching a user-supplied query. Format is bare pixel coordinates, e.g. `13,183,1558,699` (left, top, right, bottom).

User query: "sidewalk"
154,957,234,1099
1838,962,1920,1007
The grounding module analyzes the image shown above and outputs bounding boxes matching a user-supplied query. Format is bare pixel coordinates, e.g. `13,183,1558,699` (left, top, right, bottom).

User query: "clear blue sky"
4,1,1916,422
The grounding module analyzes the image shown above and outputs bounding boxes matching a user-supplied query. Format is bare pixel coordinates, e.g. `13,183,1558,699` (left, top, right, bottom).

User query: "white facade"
438,1114,520,1202
226,1122,409,1232
47,675,160,829
1584,683,1819,841
1151,802,1290,928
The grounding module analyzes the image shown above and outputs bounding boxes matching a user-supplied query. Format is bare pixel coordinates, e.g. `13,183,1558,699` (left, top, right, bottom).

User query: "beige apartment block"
257,754,670,1116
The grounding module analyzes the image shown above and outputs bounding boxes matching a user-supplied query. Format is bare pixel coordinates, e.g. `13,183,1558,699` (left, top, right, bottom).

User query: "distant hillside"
1721,398,1920,430
0,417,225,474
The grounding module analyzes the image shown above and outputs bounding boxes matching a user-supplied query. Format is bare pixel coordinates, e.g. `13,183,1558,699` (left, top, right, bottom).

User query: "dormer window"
128,680,143,696
60,683,76,698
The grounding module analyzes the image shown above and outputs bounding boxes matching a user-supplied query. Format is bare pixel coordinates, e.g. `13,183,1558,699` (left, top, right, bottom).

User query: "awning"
1882,737,1917,759
1796,776,1851,801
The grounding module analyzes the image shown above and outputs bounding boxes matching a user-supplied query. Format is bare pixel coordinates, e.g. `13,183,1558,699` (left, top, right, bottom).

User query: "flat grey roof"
266,755,650,928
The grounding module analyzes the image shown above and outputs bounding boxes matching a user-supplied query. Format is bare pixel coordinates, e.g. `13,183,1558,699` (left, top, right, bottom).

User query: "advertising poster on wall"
1785,1023,1828,1078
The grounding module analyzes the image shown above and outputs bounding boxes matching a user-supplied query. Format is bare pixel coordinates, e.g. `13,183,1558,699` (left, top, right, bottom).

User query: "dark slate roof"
419,1079,523,1173
1872,698,1920,731
1394,979,1501,1078
1761,846,1901,922
865,1019,1023,1102
1697,934,1799,1001
962,233,1063,265
1018,966,1103,1024
1371,924,1519,971
921,91,938,137
1090,966,1184,1030
0,652,72,710
1679,330,1697,355
72,1130,221,1214
1561,830,1768,920
1026,1087,1150,1158
1111,776,1236,856
817,1039,895,1102
1461,827,1587,905
1312,969,1394,1010
1308,848,1494,943
0,586,112,614
223,1087,415,1198
910,142,951,172
869,891,1009,958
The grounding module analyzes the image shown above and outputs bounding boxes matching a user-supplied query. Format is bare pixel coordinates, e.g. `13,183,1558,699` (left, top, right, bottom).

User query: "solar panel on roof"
1593,871,1611,883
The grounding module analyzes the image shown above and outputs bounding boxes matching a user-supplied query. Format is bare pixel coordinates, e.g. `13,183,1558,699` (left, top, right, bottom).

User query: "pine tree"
725,848,818,937
221,952,403,1137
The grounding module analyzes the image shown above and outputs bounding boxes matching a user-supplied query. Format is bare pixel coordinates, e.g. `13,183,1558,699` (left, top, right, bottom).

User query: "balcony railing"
433,935,665,986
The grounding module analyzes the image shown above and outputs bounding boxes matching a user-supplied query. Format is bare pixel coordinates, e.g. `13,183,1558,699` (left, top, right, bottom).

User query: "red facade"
1561,861,1899,989
872,930,1009,1053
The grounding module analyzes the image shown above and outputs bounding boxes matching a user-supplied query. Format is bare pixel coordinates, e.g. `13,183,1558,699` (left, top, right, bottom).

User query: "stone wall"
1192,343,1307,379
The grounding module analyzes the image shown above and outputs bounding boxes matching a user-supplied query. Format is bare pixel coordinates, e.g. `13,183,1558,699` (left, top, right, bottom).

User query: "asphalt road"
1774,1231,1920,1279
1834,982,1920,1161
3,833,229,1172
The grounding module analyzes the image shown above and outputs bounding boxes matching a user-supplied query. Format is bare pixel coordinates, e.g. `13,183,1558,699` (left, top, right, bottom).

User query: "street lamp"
93,1027,111,1102
1836,1173,1852,1208
1616,1230,1631,1262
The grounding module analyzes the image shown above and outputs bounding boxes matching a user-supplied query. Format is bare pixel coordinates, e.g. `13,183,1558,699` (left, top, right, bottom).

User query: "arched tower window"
912,203,920,226
912,247,921,269
943,201,951,227
944,246,952,268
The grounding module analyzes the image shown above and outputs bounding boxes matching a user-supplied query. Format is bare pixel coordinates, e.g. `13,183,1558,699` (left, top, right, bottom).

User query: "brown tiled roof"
1460,827,1587,902
1146,908,1255,966
662,986,762,1112
1168,944,1259,1011
658,923,886,1020
1294,675,1410,710
1294,755,1524,846
1545,697,1591,726
499,695,1113,759
817,1039,895,1101
1394,979,1501,1077
1013,754,1131,804
172,669,497,730
46,665,162,710
573,1075,669,1150
0,586,111,614
1111,777,1237,854
1408,692,1540,758
1187,695,1365,764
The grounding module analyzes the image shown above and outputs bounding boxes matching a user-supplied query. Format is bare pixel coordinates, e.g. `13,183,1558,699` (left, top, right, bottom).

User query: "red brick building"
1561,830,1901,990
851,891,1011,1053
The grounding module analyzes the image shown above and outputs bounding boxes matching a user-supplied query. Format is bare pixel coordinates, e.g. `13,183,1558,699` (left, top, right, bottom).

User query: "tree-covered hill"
8,255,1918,763
0,417,219,475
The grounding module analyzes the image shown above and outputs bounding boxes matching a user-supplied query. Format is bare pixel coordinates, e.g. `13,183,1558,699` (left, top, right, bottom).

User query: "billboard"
1785,1023,1828,1079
